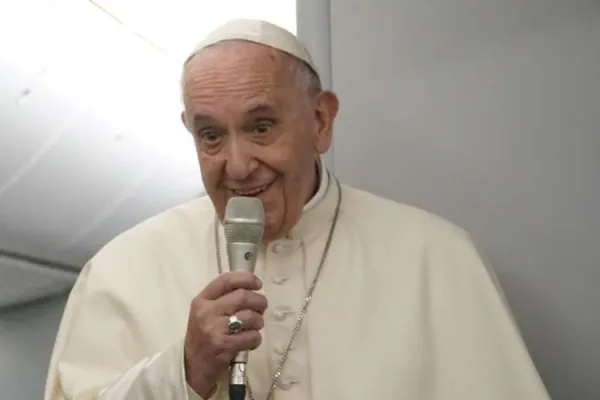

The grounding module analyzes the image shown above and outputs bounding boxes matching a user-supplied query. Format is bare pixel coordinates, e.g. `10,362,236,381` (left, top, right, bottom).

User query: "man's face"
181,41,338,242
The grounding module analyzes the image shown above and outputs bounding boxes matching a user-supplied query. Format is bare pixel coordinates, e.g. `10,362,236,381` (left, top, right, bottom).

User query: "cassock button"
271,241,300,254
274,344,296,355
273,309,287,321
271,275,288,285
278,379,295,390
272,243,284,254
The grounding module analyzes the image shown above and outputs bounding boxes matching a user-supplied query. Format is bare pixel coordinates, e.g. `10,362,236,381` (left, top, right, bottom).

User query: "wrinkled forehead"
181,41,304,123
183,41,292,95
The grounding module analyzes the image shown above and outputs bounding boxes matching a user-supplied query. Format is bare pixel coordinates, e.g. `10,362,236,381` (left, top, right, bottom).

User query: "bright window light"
0,0,296,168
87,0,297,63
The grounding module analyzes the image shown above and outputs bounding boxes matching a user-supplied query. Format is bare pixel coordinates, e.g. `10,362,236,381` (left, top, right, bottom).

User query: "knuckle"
199,320,214,337
248,332,262,350
190,296,204,311
259,295,268,310
219,276,232,294
237,289,249,306
240,310,259,330
211,333,227,350
193,299,207,314
251,295,267,314
193,303,211,324
255,314,265,330
236,309,250,322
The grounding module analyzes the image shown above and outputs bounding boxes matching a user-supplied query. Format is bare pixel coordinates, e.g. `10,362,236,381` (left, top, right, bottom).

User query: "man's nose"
223,136,258,181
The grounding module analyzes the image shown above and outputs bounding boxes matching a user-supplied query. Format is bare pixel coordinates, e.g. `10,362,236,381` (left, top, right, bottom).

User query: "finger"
221,331,263,355
223,310,265,333
200,271,262,300
214,289,268,316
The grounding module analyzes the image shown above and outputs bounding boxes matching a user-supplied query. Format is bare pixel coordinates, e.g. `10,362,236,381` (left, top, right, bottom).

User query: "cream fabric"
303,156,328,212
185,19,320,78
44,164,550,399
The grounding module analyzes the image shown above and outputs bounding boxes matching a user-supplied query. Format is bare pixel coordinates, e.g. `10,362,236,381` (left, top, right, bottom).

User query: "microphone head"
223,197,265,245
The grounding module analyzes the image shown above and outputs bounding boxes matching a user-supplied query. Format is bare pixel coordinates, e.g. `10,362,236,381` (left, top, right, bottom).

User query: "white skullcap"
185,19,320,79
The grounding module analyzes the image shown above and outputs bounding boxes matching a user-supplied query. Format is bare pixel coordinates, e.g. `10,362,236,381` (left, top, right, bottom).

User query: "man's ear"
181,111,191,133
315,90,340,154
314,90,340,154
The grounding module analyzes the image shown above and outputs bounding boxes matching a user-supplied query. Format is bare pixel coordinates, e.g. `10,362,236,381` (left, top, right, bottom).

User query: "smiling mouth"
231,181,274,197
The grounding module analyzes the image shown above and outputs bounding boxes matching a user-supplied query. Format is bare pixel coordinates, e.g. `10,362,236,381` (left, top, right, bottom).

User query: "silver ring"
227,315,243,334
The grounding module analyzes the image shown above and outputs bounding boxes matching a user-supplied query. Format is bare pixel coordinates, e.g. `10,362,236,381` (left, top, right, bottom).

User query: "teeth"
233,183,270,196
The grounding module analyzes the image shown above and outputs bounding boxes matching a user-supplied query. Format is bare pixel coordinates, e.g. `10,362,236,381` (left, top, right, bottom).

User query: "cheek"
199,158,227,218
198,157,225,193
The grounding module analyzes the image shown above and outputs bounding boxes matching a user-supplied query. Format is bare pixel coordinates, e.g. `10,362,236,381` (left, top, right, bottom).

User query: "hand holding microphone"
183,271,266,398
183,197,266,399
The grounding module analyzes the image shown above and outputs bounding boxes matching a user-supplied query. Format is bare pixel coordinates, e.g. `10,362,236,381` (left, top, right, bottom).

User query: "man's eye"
252,121,274,134
199,130,221,143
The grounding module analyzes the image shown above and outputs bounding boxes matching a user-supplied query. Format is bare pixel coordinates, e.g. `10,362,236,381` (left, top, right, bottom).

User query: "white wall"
296,0,334,168
0,295,66,400
326,1,600,399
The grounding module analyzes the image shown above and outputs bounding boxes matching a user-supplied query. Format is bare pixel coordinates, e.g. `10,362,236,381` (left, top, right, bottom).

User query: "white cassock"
44,160,551,400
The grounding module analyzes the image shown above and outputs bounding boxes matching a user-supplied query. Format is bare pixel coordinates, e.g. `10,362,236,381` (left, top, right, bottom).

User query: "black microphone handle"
229,382,246,400
229,357,247,400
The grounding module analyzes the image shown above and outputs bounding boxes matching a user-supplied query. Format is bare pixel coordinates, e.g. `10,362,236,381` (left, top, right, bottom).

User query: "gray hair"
180,45,322,105
284,53,322,97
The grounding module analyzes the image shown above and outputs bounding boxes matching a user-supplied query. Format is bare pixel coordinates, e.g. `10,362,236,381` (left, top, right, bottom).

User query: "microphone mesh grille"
223,197,265,244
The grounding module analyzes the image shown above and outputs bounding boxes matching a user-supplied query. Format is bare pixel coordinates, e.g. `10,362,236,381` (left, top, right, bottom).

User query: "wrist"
186,368,217,399
184,350,217,399
187,381,217,400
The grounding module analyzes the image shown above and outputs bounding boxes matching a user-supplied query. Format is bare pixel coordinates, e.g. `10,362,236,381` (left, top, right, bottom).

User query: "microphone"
223,196,265,400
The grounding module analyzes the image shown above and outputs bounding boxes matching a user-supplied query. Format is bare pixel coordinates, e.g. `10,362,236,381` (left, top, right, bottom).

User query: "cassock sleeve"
427,227,551,399
43,258,210,400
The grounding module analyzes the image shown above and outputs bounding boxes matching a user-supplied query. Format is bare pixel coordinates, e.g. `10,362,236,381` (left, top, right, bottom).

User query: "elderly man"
44,19,550,400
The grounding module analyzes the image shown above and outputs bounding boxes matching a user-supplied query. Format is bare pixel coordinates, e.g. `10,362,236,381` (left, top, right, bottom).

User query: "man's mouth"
231,181,274,197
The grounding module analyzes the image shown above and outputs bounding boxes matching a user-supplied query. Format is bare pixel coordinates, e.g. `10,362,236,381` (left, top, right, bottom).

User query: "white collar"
303,156,329,212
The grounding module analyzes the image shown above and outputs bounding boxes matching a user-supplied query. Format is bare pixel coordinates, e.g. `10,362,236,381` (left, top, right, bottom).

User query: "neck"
305,161,320,205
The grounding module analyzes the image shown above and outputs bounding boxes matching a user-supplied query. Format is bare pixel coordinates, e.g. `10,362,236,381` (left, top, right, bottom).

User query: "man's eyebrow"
190,103,278,127
192,114,216,126
245,103,278,116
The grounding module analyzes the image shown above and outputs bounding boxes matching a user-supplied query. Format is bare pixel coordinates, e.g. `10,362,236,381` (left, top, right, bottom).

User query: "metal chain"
215,179,342,400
